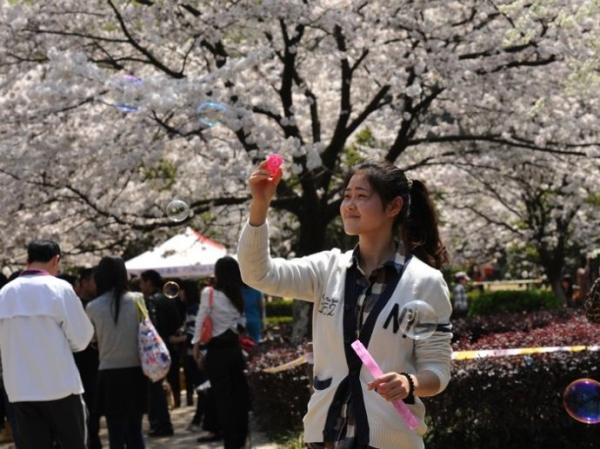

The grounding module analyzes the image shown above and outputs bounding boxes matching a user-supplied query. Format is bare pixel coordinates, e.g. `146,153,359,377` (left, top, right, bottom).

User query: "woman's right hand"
249,161,282,205
192,342,206,370
248,160,282,225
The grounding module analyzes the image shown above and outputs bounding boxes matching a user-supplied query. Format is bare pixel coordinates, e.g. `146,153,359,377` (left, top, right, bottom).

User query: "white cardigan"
238,221,452,449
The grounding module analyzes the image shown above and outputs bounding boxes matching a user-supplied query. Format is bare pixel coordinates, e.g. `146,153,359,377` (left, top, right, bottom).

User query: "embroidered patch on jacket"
318,295,339,316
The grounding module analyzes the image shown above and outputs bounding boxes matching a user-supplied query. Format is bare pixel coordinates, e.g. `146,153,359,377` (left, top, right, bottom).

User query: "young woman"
192,256,250,449
86,257,146,449
181,280,221,440
238,161,453,449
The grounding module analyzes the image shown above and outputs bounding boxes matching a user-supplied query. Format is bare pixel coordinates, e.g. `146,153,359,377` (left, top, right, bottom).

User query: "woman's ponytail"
401,179,448,269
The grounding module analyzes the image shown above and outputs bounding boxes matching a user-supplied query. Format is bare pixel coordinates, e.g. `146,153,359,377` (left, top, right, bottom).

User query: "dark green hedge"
247,347,310,435
265,299,294,317
468,289,561,316
425,351,600,449
248,349,600,447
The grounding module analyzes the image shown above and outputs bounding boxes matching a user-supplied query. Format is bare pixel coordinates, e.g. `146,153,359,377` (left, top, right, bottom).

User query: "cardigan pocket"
313,376,333,390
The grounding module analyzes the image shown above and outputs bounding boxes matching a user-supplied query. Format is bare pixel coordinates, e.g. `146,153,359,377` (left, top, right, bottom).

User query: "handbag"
133,294,171,382
197,287,214,345
239,334,257,353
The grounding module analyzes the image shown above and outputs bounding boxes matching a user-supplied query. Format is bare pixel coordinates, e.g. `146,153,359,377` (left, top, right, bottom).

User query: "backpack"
584,277,600,323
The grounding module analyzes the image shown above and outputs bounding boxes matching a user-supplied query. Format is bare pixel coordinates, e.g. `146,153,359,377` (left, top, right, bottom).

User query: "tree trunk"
549,277,567,306
539,253,567,306
290,201,328,344
538,245,567,307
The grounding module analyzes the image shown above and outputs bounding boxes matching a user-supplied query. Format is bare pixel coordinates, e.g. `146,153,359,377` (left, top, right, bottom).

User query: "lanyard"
20,269,50,276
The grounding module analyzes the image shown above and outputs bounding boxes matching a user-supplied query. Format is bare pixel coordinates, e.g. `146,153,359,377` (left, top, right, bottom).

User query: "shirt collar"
348,242,406,275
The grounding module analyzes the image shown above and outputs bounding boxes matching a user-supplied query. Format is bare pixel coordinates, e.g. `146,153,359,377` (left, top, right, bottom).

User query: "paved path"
0,405,278,449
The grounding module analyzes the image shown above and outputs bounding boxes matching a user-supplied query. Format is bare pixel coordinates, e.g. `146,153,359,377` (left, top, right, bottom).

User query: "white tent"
125,227,227,279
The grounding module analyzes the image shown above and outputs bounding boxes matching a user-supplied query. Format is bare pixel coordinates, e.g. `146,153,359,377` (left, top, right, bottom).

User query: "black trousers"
166,348,181,408
147,379,172,433
206,332,249,449
183,353,200,406
0,384,19,446
105,412,145,449
12,394,87,449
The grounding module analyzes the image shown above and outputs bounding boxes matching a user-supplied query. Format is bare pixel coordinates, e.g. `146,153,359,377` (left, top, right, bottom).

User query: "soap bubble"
166,199,190,222
398,300,438,340
162,281,181,299
563,378,600,424
114,103,139,113
122,74,143,85
112,74,143,90
196,100,229,127
108,75,142,113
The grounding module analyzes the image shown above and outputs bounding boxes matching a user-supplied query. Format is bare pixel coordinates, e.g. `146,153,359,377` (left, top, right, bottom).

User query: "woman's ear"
386,196,403,219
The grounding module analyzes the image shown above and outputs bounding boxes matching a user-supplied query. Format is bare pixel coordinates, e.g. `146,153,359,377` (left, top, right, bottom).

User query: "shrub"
468,289,561,316
452,309,571,346
266,299,294,317
265,316,294,326
248,309,600,447
247,345,311,435
454,312,599,350
262,321,294,344
248,346,600,448
425,351,600,449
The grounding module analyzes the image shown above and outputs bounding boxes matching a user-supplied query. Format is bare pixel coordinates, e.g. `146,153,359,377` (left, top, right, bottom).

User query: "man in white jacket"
0,240,94,449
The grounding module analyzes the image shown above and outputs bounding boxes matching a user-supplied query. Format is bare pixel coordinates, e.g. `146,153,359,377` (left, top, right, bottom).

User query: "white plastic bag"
134,297,171,382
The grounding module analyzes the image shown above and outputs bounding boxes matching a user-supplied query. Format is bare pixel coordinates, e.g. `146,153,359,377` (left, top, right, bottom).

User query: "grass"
272,431,304,449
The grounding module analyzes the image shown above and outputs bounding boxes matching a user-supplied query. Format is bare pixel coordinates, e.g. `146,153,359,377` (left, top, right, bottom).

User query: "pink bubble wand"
264,153,284,176
351,340,426,435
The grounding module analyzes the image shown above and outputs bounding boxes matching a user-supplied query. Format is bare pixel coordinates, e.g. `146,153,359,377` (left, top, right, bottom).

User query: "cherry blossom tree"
440,148,600,303
1,0,599,335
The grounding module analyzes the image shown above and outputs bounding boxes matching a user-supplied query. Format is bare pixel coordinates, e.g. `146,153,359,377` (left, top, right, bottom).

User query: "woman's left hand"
368,372,412,402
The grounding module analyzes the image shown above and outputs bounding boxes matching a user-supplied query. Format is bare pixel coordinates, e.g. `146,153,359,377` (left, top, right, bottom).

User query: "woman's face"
340,172,402,237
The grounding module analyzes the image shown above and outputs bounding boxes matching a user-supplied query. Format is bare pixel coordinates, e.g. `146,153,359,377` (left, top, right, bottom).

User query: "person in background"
452,272,470,317
74,267,102,449
139,270,179,437
0,273,17,448
0,358,18,449
561,274,574,308
241,283,264,342
180,280,201,408
0,240,94,449
75,268,98,304
165,278,187,409
87,257,146,449
59,269,102,449
180,280,221,440
571,285,583,308
192,257,250,449
576,256,592,299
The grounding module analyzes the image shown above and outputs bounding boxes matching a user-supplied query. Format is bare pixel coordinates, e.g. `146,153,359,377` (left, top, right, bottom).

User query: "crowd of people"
0,241,264,449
